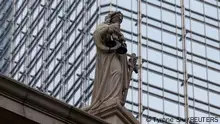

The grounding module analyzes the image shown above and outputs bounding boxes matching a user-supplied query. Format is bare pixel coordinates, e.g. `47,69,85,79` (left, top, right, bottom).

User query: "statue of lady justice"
84,11,137,113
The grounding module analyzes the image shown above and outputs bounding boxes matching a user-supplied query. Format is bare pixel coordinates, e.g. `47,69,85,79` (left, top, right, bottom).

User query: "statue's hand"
109,23,125,43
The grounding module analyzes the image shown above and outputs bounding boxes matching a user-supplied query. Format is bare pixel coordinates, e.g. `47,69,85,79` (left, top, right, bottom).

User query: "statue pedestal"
89,102,139,124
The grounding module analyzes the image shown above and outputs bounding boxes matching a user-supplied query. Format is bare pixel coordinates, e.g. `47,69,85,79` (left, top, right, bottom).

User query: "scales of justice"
82,11,139,124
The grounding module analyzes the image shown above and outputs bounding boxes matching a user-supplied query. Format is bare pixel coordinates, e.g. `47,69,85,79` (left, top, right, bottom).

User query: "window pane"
148,48,162,65
121,18,132,31
148,26,162,42
190,0,203,14
194,87,208,102
192,42,205,57
206,25,218,40
148,71,162,87
205,4,217,19
209,92,220,106
164,76,177,92
193,64,207,79
149,95,163,111
162,10,175,25
207,47,220,61
162,31,177,47
208,69,220,84
164,100,178,116
191,20,204,35
118,0,131,8
163,54,177,70
147,5,161,20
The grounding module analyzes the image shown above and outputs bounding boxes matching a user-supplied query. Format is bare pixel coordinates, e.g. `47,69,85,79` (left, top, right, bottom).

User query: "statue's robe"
87,23,130,111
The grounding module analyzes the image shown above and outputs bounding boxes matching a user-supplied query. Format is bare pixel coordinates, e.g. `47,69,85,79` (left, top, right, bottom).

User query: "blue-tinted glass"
162,10,175,25
118,0,131,8
191,20,204,35
206,25,218,40
192,41,205,57
162,31,177,47
148,71,162,87
148,48,162,65
208,69,220,84
190,0,203,14
149,95,163,111
193,63,207,79
205,4,217,19
148,26,161,42
164,100,178,116
164,76,177,92
209,92,220,107
194,87,208,102
207,47,220,62
147,5,161,20
163,54,177,70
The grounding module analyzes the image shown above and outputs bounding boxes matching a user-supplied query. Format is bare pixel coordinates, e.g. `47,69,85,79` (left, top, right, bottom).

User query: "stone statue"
84,11,137,113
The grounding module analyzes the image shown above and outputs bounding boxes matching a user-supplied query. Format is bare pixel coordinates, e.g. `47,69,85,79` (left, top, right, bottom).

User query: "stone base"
90,102,139,124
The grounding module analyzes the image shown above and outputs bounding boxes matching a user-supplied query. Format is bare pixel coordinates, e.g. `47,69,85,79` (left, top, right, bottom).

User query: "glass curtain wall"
0,0,220,124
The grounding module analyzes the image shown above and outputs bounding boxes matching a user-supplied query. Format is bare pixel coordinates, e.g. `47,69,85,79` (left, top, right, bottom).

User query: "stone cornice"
0,74,108,124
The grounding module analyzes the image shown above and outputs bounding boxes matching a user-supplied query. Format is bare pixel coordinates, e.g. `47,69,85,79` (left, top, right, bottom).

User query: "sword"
122,53,138,105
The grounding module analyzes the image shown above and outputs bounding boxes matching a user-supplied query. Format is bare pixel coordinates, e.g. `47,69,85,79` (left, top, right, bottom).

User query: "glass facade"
0,0,13,72
0,0,220,123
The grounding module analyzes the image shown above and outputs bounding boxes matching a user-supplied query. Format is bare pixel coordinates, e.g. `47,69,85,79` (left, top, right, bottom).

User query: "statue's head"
104,11,123,24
